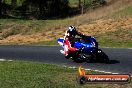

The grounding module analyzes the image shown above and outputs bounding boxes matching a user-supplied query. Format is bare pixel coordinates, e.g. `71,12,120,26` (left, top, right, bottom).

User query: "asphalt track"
0,45,132,75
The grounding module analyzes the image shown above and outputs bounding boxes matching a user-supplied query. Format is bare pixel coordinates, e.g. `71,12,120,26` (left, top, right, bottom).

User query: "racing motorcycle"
57,36,109,63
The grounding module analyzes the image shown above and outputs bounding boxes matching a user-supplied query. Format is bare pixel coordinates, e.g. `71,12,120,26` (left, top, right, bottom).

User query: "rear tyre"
85,54,94,63
74,53,85,63
74,57,84,63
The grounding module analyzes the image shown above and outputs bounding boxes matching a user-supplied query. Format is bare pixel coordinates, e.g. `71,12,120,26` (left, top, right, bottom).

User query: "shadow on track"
107,60,120,64
78,59,120,64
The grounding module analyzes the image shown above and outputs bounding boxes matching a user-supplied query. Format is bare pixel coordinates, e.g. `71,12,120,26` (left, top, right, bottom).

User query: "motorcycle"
57,36,109,63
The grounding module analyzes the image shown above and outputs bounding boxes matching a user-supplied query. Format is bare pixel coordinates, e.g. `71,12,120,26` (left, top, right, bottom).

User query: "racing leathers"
63,31,86,59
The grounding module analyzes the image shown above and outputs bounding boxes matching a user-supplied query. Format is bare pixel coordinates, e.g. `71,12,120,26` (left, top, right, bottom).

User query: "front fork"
90,48,102,60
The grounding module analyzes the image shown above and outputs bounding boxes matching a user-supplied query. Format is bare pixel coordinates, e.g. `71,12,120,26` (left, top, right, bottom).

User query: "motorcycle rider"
64,26,87,59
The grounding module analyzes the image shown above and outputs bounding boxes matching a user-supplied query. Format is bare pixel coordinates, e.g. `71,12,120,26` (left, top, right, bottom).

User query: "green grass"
3,0,23,6
0,18,75,36
69,0,93,7
115,6,132,17
0,61,131,88
69,0,78,6
98,39,132,48
32,28,132,48
108,6,132,19
96,28,132,48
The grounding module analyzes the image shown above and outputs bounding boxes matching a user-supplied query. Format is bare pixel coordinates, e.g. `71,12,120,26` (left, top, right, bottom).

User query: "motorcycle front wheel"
97,49,110,63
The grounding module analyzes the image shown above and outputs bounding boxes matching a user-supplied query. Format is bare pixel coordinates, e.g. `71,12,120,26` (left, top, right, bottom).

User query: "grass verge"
0,61,132,88
95,28,132,48
33,28,132,48
108,6,132,19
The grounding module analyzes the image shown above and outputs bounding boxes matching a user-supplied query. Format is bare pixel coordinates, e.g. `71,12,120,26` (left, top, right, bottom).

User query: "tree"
11,0,17,8
79,0,84,14
21,0,69,19
79,0,81,8
0,0,2,16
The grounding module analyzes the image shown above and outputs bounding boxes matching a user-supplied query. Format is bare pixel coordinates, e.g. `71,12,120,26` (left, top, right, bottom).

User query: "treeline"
1,0,107,19
1,0,71,19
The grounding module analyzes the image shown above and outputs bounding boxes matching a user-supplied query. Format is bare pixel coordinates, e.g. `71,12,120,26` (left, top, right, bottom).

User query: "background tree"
11,0,17,8
21,0,69,19
79,0,81,8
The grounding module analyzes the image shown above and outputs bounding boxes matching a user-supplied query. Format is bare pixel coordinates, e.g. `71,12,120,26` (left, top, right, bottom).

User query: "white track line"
0,59,13,62
85,68,119,74
0,59,6,61
69,66,132,77
66,66,132,77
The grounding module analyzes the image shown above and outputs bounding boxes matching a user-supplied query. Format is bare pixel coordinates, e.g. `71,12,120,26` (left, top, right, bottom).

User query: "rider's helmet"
67,26,77,37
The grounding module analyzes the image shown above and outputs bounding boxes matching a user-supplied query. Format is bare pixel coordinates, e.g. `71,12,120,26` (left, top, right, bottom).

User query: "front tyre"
97,49,109,63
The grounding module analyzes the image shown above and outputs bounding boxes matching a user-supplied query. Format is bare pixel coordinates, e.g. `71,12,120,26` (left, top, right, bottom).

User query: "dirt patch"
78,17,132,36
